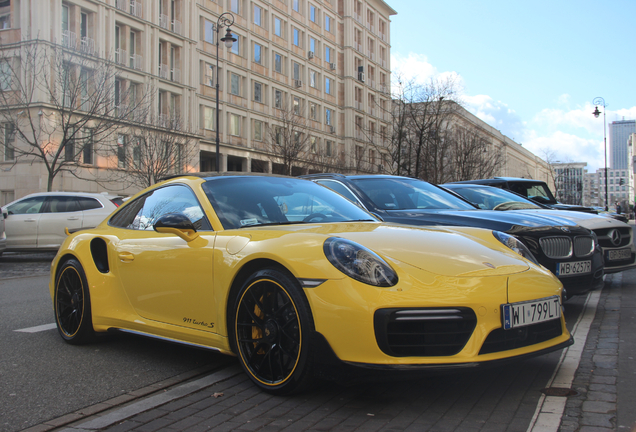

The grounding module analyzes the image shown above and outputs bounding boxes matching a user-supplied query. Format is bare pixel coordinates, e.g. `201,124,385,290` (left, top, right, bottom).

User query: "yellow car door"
108,184,219,333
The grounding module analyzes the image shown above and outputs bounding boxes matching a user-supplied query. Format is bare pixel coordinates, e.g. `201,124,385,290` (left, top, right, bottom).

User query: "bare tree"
266,97,310,176
446,128,505,182
0,40,149,191
96,112,198,190
384,74,463,182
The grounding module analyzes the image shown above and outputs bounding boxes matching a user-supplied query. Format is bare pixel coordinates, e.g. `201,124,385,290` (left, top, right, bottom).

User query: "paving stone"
581,401,616,414
586,391,617,403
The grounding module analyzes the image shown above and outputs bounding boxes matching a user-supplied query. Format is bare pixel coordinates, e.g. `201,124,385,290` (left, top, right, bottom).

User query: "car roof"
301,173,407,181
162,172,301,182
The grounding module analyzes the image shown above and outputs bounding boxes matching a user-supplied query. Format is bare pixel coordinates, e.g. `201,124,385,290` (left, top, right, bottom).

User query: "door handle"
24,219,36,222
118,252,135,263
67,216,80,220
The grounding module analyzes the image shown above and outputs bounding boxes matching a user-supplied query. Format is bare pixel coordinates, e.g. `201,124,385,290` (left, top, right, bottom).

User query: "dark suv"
448,177,599,214
302,173,604,298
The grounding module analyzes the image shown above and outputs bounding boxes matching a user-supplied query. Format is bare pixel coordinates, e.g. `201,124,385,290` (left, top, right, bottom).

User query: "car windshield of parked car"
508,182,557,204
201,176,375,229
352,178,476,211
447,186,542,211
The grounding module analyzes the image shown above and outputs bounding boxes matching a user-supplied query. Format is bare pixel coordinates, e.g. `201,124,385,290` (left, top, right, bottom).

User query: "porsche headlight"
493,231,540,265
324,237,398,287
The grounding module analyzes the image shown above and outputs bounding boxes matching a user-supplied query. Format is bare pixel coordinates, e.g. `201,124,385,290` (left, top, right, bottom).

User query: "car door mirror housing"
153,213,200,242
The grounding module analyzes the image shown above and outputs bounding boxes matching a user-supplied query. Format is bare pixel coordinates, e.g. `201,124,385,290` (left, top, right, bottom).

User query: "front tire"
231,268,315,395
54,258,94,344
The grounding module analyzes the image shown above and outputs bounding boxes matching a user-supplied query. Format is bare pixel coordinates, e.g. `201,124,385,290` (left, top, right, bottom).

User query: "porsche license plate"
607,248,631,261
556,260,591,276
502,296,561,330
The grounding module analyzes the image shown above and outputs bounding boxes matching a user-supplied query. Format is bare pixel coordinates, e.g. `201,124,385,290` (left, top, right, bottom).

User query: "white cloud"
390,51,636,174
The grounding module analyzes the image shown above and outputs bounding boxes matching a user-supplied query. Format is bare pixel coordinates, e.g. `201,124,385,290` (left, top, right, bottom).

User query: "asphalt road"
0,254,232,432
0,252,588,432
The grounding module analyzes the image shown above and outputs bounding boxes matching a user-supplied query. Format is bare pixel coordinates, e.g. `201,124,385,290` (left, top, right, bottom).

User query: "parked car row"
4,173,633,395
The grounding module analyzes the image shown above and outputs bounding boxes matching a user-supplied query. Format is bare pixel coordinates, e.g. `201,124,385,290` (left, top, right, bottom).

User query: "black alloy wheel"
232,268,314,394
54,258,94,344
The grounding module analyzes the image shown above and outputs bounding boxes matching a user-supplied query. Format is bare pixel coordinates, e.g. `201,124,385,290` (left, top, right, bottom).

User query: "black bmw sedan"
302,174,604,298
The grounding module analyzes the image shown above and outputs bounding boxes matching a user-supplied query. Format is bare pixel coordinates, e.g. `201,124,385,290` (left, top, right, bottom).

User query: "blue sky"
388,0,636,172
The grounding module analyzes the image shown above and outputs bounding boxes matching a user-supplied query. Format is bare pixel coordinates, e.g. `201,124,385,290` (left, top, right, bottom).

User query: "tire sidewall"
54,258,94,344
230,267,315,395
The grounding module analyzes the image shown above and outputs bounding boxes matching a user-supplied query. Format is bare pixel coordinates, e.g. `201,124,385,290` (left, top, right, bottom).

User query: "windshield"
352,177,476,211
201,176,376,230
508,182,557,204
447,186,541,210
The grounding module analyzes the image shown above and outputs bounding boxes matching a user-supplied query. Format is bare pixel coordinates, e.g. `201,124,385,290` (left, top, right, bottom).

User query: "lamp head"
593,106,601,118
221,28,237,48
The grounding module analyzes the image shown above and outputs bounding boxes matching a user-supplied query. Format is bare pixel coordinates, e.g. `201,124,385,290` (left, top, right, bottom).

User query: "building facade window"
253,5,262,26
230,73,240,95
309,37,316,53
325,46,332,63
274,53,282,73
254,120,263,141
254,43,262,64
254,81,263,103
310,5,316,22
325,108,332,125
203,106,215,131
325,77,332,94
204,63,214,86
325,15,331,32
83,129,94,165
309,70,317,88
274,89,282,108
274,17,282,37
309,102,317,120
293,28,300,46
230,0,240,14
204,20,214,43
117,134,127,168
293,96,300,115
3,123,15,161
293,0,299,12
231,33,240,55
229,113,240,136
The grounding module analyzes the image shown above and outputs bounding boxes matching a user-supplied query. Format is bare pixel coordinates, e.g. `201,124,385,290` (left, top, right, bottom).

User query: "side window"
77,197,103,211
47,196,81,213
109,185,211,231
315,180,359,204
6,197,46,215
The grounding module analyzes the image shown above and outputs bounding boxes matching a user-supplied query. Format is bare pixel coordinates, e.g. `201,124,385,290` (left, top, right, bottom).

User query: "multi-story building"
584,168,631,210
0,0,397,203
552,162,587,205
609,119,636,170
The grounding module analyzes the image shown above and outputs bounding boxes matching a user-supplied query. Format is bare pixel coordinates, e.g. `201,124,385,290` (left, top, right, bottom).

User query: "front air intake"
374,308,477,357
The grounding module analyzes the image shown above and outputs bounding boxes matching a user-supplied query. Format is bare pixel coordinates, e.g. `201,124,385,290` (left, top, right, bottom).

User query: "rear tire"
230,268,315,395
54,258,95,344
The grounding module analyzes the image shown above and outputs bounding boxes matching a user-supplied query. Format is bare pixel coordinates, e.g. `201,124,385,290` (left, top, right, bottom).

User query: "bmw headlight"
492,231,540,265
324,237,398,287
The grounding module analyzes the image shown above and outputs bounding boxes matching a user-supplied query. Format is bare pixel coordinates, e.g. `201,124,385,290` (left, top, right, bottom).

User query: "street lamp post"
215,13,237,172
592,97,608,211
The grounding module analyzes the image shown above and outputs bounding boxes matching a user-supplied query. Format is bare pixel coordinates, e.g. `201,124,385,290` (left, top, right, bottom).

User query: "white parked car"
0,208,6,255
1,192,120,252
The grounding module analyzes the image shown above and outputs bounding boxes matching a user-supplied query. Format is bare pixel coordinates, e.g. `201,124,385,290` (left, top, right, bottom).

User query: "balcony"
130,54,143,70
115,48,128,66
159,14,170,30
170,68,181,83
159,64,169,79
172,19,182,35
116,0,127,12
80,37,95,55
62,30,77,49
129,1,143,18
115,104,129,119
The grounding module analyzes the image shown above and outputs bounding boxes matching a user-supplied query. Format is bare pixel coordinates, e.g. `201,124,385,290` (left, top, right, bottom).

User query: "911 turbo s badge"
183,317,215,329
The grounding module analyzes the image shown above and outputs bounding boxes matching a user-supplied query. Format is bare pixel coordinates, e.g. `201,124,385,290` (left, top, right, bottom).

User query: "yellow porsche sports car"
50,174,573,394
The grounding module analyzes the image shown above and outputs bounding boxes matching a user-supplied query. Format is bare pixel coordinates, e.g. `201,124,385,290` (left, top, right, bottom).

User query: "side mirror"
153,213,200,242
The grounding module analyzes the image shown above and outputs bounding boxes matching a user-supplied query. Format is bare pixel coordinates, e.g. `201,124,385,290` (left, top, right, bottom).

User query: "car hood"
255,222,530,277
511,209,630,230
379,208,579,231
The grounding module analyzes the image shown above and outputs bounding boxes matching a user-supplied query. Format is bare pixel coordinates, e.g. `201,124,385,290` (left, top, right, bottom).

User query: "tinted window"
110,185,211,231
6,197,46,215
77,197,103,211
201,176,374,230
47,196,80,213
449,186,540,210
352,178,476,211
316,180,361,205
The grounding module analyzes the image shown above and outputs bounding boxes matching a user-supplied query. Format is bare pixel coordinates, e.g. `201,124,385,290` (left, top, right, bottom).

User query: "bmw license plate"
556,260,591,276
502,296,561,330
607,248,631,261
